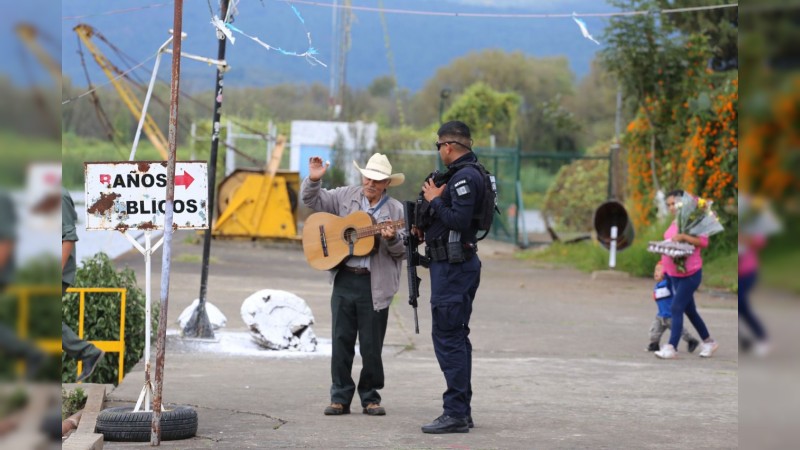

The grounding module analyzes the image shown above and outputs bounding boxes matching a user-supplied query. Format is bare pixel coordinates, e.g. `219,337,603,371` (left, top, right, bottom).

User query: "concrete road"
103,235,737,449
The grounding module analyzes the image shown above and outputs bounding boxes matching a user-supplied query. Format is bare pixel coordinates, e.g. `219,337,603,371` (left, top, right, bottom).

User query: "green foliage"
62,388,87,420
368,76,397,98
657,0,738,70
62,253,155,385
601,0,716,176
0,256,61,382
519,170,556,209
410,50,577,151
442,82,521,146
542,142,611,232
570,58,619,149
0,387,28,417
0,131,61,189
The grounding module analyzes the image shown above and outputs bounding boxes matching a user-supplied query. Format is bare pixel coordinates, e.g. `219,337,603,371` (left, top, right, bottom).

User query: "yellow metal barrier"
8,286,127,385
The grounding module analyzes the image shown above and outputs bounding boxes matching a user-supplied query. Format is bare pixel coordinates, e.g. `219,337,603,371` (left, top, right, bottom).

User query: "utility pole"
183,0,231,339
151,0,182,445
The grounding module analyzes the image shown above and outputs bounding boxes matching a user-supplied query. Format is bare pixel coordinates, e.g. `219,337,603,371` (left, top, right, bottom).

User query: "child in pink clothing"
654,190,720,360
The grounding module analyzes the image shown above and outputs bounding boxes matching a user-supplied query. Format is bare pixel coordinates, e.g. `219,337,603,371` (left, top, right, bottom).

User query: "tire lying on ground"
95,405,197,442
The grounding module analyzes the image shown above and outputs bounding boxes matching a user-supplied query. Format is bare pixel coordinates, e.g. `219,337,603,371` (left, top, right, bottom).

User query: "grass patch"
517,220,737,291
760,249,800,294
702,251,738,292
174,253,219,264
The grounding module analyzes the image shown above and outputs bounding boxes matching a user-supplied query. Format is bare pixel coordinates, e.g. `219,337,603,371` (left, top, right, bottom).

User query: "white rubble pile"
176,299,227,330
240,289,318,352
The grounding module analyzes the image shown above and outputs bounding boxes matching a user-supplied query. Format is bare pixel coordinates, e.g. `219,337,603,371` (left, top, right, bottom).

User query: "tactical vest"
416,161,499,240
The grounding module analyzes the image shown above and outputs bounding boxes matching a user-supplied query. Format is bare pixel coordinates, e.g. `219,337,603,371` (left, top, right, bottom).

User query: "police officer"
62,188,105,381
418,121,484,434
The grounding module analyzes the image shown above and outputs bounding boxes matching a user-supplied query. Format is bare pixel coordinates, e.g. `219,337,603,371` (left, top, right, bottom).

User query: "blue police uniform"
423,151,484,420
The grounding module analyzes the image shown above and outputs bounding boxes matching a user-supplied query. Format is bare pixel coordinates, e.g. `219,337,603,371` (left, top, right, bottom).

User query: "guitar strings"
317,220,406,244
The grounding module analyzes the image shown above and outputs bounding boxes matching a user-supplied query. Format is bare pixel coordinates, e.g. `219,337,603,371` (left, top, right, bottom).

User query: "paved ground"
103,234,739,449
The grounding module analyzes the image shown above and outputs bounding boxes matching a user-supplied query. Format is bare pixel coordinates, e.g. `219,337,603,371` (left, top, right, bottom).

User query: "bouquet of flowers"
648,193,725,273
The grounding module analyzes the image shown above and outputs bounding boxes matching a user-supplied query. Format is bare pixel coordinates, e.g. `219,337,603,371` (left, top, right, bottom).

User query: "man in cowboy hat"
301,153,406,417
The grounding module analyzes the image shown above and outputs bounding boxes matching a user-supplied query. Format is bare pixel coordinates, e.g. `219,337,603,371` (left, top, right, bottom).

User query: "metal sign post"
152,0,184,442
84,161,207,416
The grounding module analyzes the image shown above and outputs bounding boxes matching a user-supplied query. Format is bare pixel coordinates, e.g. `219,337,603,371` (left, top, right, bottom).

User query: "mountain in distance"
59,0,616,93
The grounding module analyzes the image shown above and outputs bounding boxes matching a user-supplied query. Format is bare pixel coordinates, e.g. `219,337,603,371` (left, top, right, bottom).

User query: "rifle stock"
403,201,423,334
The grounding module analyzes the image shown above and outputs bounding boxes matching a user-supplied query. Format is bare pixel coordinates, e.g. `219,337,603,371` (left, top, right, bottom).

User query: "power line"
62,3,170,21
278,0,738,19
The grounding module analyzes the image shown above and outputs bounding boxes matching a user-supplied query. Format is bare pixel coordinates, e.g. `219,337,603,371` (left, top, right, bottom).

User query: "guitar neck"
357,220,405,238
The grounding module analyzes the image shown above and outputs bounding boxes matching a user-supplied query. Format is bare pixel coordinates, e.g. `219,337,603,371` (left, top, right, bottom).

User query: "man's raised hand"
308,156,330,182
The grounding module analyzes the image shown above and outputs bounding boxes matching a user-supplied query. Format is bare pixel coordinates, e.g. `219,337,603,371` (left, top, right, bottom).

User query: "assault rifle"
403,200,428,334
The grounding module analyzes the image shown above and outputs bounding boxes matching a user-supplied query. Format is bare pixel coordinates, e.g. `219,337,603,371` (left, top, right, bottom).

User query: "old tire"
95,405,197,442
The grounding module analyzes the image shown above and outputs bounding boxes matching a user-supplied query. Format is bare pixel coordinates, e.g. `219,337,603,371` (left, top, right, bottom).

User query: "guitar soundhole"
343,227,357,244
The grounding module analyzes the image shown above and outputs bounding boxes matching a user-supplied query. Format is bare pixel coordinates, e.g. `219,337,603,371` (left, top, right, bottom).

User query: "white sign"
26,162,62,231
85,161,209,231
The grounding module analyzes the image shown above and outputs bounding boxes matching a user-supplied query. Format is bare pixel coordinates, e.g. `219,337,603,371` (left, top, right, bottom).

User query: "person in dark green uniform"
62,188,104,382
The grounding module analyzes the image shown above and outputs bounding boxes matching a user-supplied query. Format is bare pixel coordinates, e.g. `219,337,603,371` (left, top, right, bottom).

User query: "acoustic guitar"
302,211,404,271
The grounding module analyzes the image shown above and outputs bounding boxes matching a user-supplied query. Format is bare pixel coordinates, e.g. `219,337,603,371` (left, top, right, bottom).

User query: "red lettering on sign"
100,174,111,185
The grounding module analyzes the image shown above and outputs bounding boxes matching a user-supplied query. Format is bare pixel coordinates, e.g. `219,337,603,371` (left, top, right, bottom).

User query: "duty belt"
425,238,477,263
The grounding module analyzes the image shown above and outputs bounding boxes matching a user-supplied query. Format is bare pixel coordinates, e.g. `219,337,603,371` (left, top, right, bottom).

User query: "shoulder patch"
454,179,467,187
456,184,471,197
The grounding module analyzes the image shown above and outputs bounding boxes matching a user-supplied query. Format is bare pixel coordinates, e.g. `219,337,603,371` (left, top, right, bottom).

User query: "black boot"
687,338,700,353
421,415,469,434
646,342,660,352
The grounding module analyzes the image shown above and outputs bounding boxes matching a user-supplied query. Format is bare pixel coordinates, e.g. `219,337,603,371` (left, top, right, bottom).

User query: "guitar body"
302,211,378,271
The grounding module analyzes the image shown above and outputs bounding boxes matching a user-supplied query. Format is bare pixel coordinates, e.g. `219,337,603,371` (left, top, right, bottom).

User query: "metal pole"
226,120,235,176
130,37,173,162
190,122,197,160
184,0,231,339
151,0,182,444
144,231,152,411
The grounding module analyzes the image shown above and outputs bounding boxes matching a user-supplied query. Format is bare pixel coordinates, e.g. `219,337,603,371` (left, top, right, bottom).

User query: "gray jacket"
301,178,406,311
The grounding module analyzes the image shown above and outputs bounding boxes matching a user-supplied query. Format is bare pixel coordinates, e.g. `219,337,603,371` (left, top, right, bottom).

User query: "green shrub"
542,141,611,232
62,387,87,420
0,256,61,382
61,253,157,385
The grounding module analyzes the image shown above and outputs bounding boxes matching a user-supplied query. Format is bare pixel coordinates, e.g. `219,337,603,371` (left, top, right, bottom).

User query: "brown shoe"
324,403,350,415
362,403,386,416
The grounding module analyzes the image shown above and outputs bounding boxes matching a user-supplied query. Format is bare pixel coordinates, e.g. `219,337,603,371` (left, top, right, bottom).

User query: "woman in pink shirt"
739,233,768,354
655,190,720,359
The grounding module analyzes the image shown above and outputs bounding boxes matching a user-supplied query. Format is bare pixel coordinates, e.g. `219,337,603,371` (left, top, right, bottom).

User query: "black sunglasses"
435,141,458,150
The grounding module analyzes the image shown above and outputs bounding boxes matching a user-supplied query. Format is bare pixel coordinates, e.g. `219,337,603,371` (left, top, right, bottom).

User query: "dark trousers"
739,272,766,340
667,270,711,347
429,256,481,419
330,271,389,407
62,282,101,361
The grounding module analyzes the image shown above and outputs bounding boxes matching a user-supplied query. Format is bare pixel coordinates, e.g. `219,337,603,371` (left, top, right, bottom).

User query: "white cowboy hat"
353,153,405,186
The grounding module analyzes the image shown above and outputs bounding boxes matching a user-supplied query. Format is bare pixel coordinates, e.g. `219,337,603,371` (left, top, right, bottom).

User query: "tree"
602,0,709,193
602,0,737,228
569,58,619,149
409,50,576,151
657,0,738,71
442,82,521,147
